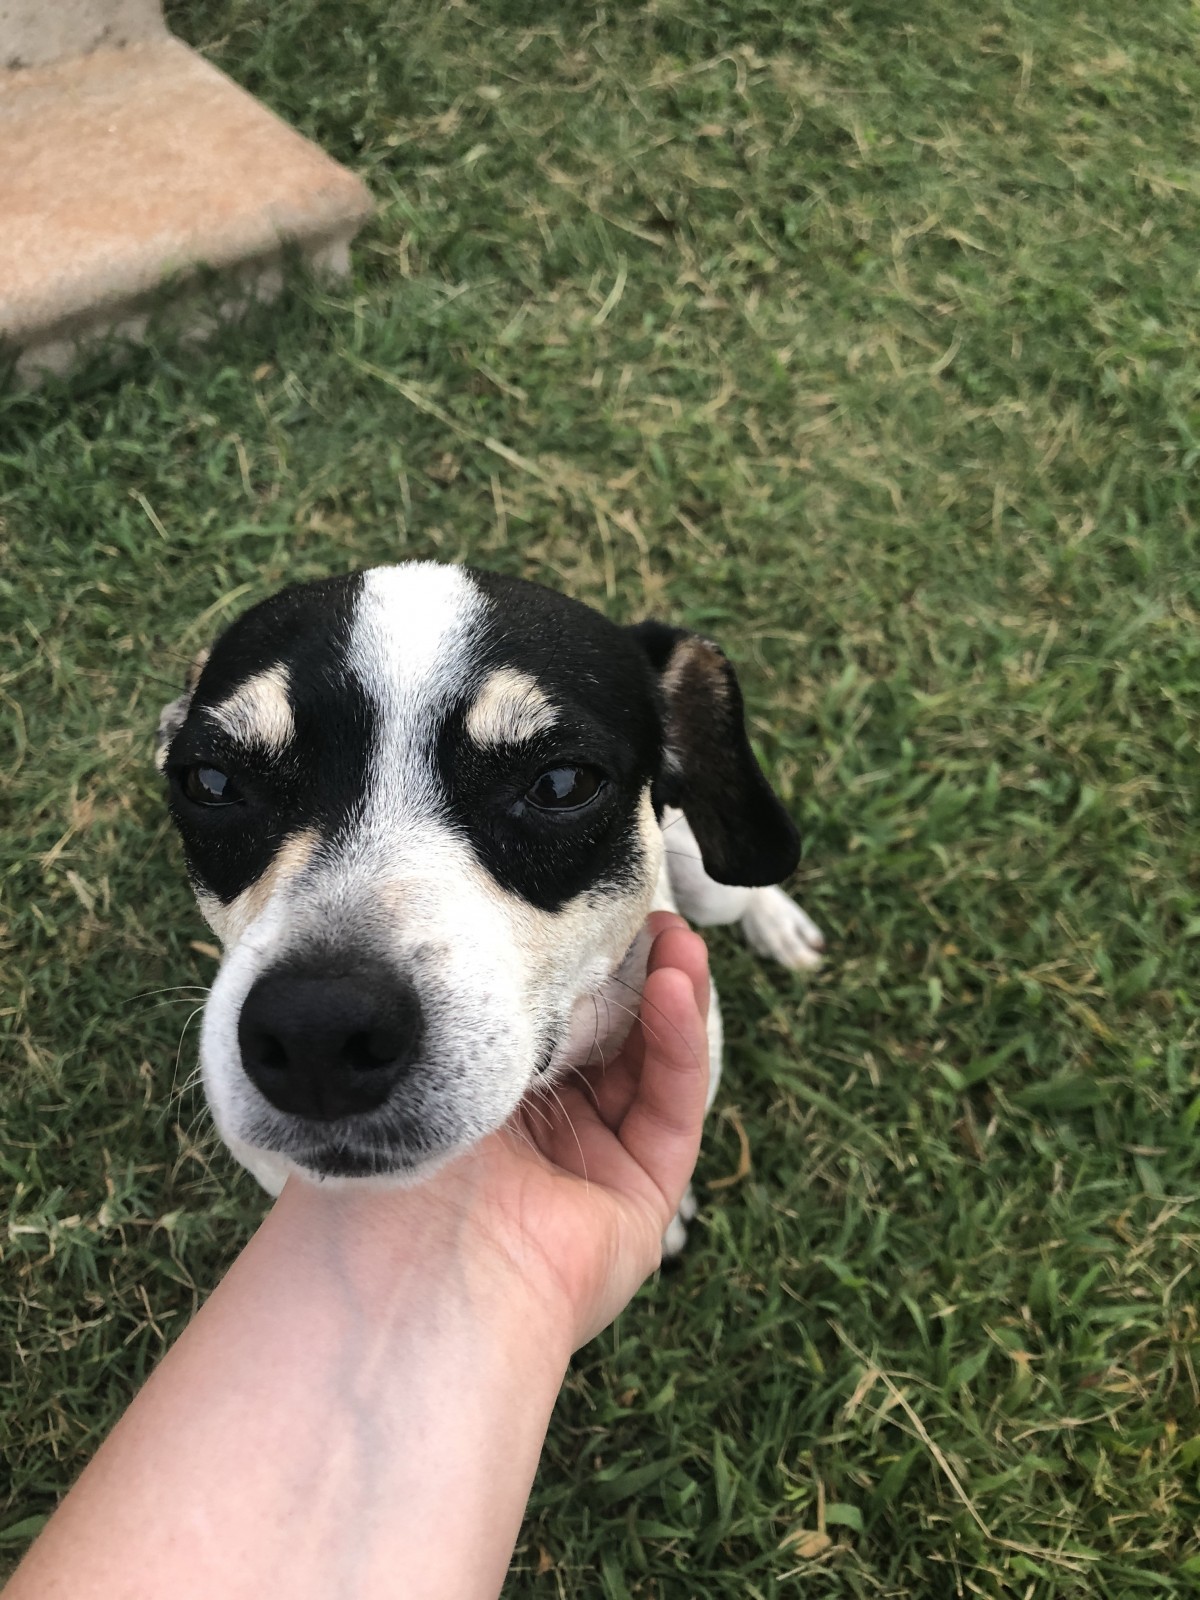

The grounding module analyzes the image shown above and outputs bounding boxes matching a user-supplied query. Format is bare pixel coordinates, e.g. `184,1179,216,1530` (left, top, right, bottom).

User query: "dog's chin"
224,1130,463,1194
288,1144,459,1190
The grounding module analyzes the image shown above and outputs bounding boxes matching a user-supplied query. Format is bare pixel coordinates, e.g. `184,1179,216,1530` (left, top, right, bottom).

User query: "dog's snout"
237,962,423,1121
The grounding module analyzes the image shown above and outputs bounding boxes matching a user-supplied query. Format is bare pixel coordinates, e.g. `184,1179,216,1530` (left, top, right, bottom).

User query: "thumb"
616,931,710,1224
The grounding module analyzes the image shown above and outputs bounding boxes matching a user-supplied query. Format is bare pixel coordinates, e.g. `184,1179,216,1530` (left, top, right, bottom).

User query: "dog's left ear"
154,646,211,772
629,621,800,887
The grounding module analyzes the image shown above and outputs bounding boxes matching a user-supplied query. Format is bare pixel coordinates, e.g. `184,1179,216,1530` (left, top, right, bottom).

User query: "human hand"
276,913,710,1356
460,911,712,1348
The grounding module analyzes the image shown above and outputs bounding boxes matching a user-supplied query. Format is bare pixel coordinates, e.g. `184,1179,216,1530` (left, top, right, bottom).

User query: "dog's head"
157,563,798,1187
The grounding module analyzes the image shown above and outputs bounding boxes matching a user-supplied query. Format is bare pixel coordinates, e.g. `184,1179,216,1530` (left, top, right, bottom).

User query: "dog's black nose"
237,962,423,1121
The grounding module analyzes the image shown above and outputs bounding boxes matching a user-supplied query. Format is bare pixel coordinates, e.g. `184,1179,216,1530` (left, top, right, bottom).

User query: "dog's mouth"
288,1141,437,1182
241,1090,468,1174
246,1117,462,1186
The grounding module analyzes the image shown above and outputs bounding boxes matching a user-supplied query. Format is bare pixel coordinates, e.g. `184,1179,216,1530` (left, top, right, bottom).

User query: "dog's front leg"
661,807,824,971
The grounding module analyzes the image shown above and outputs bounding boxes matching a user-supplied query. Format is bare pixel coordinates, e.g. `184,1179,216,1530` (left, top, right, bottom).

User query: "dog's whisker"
179,1107,220,1158
130,984,212,1003
172,1004,207,1096
589,994,605,1075
541,1080,589,1189
508,1116,544,1163
605,973,702,1065
174,1088,218,1148
169,1065,206,1108
558,1062,603,1112
522,1087,557,1133
587,998,610,1080
596,993,657,1047
145,998,213,1020
597,989,644,1018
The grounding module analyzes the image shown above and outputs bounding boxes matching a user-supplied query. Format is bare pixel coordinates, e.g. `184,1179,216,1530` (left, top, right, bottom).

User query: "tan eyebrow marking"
465,668,557,747
154,646,214,773
206,664,295,752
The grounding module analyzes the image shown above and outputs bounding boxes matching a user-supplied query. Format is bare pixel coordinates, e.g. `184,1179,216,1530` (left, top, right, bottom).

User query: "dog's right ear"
154,646,210,772
628,620,800,888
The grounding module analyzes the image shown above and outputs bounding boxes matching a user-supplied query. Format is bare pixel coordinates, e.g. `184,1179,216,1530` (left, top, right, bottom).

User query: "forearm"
11,921,710,1599
9,1180,569,1600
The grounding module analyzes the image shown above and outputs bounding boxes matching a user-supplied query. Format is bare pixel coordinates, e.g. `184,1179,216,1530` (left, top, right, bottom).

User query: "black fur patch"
437,570,667,912
163,574,370,905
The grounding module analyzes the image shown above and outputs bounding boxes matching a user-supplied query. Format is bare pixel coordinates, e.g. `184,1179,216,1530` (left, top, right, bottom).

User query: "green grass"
3,0,1199,1592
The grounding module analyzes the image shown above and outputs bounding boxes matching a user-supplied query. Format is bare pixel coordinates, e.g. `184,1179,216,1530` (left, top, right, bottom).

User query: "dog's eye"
526,766,604,811
181,765,242,807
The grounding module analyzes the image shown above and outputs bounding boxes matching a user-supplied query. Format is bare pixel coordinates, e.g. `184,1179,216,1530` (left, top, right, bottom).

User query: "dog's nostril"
344,1029,402,1073
259,1035,288,1073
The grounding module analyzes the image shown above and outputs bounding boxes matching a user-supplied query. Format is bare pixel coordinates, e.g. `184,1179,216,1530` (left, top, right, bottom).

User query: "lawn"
3,0,1199,1593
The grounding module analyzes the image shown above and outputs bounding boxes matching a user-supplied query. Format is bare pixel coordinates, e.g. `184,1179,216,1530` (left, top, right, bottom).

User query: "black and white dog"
157,563,822,1248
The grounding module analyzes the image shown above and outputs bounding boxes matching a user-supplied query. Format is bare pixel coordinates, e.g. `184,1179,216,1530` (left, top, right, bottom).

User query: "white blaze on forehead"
465,668,556,747
348,564,487,846
207,664,295,751
352,565,485,705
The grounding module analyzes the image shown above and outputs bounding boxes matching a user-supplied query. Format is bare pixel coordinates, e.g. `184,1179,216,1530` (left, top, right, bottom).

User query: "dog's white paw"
662,1182,698,1259
741,887,825,971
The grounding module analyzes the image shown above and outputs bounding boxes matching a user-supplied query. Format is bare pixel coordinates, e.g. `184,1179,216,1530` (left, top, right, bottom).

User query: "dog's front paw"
741,887,824,971
662,1182,699,1259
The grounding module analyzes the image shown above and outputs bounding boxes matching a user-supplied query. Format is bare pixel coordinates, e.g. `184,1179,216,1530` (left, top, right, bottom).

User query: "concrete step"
1,35,373,379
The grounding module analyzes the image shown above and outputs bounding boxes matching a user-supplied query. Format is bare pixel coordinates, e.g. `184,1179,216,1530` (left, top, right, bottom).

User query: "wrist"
266,1169,577,1374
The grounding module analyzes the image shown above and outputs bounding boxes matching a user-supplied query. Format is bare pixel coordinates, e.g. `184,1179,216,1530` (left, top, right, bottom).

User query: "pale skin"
7,914,711,1600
